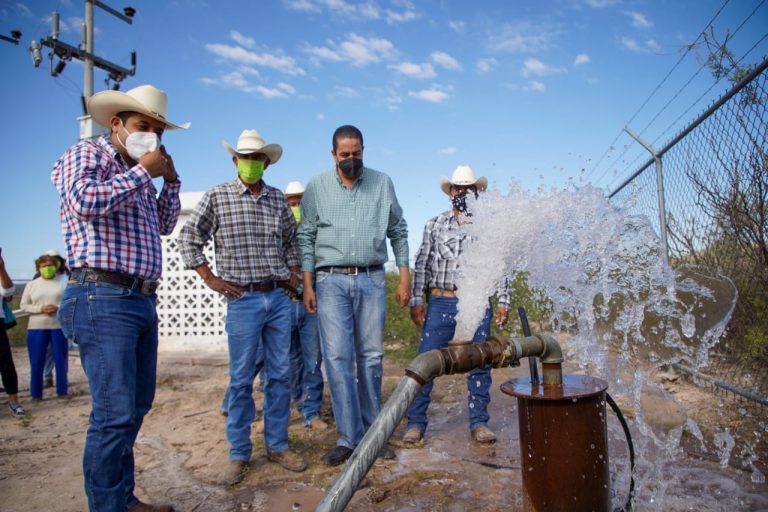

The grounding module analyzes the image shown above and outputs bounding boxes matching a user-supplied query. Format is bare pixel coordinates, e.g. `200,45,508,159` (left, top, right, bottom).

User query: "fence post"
622,126,670,266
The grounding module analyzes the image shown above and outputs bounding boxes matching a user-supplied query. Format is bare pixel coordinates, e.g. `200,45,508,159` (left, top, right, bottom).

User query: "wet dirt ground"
0,345,765,511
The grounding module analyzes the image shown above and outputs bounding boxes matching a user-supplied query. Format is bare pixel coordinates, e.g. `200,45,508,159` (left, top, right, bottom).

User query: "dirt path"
0,346,765,511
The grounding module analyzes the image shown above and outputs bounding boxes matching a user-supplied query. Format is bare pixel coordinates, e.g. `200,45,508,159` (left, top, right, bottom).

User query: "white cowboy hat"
87,84,190,130
284,181,305,197
439,165,488,195
222,129,282,164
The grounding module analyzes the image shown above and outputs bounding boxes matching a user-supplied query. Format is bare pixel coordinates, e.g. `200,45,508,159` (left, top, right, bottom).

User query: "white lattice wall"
156,192,228,352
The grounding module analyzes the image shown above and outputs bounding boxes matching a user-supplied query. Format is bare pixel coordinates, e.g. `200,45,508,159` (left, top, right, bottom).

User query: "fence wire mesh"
610,58,768,406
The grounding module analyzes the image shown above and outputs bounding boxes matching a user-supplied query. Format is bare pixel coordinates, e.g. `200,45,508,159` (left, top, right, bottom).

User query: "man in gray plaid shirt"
178,129,307,485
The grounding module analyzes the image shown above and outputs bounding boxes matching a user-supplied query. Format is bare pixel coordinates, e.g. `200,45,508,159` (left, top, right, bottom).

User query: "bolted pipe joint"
405,336,510,386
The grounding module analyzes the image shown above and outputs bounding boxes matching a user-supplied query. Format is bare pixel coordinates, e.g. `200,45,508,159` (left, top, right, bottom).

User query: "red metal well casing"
501,374,610,512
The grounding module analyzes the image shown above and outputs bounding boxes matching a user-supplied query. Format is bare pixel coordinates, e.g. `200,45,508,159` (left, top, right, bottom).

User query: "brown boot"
307,418,329,430
128,501,175,512
470,425,497,445
267,450,308,472
219,460,249,486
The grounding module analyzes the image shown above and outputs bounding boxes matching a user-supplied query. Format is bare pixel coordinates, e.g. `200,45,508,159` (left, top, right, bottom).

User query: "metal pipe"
315,334,563,512
314,377,422,512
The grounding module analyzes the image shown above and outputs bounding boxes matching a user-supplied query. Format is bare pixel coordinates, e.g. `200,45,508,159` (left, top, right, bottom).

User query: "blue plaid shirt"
51,135,181,280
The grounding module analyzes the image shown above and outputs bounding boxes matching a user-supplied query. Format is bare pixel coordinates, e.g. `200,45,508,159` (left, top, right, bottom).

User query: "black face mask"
338,157,364,179
452,192,469,213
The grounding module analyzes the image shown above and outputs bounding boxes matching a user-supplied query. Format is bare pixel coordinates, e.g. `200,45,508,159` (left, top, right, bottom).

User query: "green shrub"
384,271,420,364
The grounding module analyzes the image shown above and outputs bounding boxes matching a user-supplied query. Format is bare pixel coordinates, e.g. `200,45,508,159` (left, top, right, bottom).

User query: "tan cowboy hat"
439,165,488,195
87,84,190,130
222,129,283,164
284,181,305,197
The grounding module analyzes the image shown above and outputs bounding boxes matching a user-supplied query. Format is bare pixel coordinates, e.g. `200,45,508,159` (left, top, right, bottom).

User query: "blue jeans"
27,328,68,398
406,297,493,433
289,299,324,424
315,268,386,448
58,281,158,512
225,289,292,459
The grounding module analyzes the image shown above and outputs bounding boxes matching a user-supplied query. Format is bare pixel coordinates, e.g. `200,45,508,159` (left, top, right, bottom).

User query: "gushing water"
451,182,764,510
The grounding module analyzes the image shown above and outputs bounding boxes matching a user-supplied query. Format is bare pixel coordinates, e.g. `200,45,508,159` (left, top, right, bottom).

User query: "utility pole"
29,1,137,140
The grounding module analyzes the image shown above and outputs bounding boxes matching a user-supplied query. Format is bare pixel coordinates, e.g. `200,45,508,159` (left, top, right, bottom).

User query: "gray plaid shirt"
178,178,299,284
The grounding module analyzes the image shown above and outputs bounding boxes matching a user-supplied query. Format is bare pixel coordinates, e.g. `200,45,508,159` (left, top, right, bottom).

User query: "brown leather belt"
315,264,384,275
237,280,296,294
430,288,457,298
70,268,159,295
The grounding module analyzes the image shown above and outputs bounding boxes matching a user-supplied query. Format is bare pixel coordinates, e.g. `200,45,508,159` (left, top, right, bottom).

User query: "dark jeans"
406,297,493,433
0,323,19,395
27,328,68,398
58,281,158,512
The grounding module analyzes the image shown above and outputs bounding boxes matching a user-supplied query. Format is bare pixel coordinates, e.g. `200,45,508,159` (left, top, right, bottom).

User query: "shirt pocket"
436,230,463,261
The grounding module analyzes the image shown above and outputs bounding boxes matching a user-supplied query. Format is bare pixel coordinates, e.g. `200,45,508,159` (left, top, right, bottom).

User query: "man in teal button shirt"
298,124,410,466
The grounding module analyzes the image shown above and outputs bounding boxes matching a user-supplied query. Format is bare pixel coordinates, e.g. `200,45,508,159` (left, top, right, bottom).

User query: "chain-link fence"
610,56,768,401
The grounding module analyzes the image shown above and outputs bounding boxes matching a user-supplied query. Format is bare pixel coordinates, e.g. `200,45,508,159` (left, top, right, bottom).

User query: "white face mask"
117,121,160,161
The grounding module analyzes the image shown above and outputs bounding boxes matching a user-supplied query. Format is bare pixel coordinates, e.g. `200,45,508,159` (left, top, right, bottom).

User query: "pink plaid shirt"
51,135,181,280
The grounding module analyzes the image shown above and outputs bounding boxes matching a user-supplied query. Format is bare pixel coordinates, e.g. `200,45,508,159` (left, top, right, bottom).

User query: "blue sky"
0,0,765,279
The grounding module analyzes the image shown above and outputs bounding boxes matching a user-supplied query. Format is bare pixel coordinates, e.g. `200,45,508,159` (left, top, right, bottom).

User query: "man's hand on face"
160,146,178,182
139,149,168,179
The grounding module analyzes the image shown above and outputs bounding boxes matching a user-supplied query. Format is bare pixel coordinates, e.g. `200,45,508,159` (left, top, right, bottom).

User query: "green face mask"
237,159,265,184
291,206,301,224
40,265,57,279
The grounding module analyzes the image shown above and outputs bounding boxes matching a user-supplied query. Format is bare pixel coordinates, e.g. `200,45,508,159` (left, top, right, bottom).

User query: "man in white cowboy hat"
298,125,410,466
178,129,307,485
282,181,328,431
402,165,509,448
51,84,188,512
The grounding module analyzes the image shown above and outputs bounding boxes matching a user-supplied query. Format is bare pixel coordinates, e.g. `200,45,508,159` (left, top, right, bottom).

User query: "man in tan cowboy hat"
403,165,509,447
51,84,188,512
178,129,307,485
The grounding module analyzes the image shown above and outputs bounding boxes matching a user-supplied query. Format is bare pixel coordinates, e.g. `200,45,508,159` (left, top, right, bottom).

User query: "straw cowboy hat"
222,129,283,164
439,165,488,195
87,84,190,130
284,181,305,197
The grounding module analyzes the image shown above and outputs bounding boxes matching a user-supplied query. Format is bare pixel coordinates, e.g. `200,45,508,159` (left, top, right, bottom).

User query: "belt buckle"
350,266,359,275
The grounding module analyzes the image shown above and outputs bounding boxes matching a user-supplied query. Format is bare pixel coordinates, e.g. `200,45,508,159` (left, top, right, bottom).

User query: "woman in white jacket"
20,253,68,399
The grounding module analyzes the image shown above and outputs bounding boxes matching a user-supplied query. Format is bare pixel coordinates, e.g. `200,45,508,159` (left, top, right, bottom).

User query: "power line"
603,1,768,190
651,29,768,148
584,0,732,185
638,0,766,142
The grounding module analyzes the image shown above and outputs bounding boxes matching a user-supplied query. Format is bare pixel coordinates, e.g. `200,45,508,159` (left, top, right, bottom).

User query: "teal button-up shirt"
298,167,409,271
